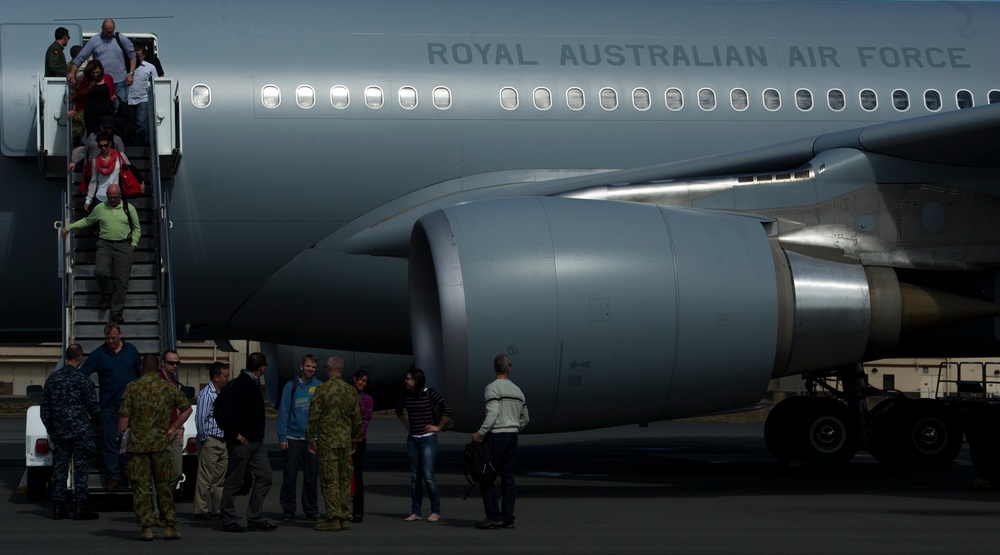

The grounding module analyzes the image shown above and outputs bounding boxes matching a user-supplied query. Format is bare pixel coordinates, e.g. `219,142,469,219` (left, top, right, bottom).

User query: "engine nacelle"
409,197,896,433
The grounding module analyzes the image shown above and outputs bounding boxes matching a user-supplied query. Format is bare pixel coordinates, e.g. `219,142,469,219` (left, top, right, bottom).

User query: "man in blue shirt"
66,19,136,106
277,354,323,521
194,361,230,521
79,321,141,489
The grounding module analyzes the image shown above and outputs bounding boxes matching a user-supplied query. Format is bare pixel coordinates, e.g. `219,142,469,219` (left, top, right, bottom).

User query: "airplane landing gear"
870,398,963,468
765,396,858,467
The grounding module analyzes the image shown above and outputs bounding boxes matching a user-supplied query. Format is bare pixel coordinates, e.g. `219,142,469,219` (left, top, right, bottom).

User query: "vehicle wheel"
898,399,963,469
765,396,813,463
969,406,1000,482
868,397,906,466
800,397,858,467
26,467,52,501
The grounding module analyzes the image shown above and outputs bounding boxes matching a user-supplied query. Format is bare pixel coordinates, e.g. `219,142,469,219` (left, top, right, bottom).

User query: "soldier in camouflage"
119,352,192,541
308,356,362,532
40,343,101,521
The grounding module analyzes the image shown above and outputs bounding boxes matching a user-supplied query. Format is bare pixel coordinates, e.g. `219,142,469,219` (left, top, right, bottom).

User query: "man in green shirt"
61,183,140,323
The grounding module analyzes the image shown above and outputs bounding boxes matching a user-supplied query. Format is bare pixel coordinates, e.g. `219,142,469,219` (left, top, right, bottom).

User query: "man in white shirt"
127,46,157,144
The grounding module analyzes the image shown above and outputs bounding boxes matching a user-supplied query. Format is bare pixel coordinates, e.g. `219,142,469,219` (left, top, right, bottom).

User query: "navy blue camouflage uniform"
40,364,101,503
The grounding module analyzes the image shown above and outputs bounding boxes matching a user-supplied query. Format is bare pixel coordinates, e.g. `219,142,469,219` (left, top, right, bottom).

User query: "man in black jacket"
215,352,276,532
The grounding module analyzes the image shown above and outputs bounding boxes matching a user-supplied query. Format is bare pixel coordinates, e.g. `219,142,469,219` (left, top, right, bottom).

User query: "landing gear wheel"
869,398,962,469
800,397,858,467
765,396,813,463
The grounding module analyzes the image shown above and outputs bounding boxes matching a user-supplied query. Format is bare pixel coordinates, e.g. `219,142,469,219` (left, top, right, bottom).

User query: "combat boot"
52,502,68,520
73,503,99,521
165,525,182,540
315,518,342,531
135,527,153,541
340,518,350,531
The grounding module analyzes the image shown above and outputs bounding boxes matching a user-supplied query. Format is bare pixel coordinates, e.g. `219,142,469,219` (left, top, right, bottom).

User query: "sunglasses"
98,143,110,148
164,360,181,366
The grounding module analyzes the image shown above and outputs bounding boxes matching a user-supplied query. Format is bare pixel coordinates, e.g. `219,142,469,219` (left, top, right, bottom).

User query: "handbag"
115,150,143,197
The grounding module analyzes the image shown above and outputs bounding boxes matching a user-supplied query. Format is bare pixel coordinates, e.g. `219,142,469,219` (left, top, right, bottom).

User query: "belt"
101,238,130,244
209,435,224,441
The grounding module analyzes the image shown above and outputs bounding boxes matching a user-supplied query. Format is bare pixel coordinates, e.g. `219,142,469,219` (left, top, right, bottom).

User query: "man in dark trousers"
40,343,100,520
76,321,141,490
215,352,277,532
472,354,530,530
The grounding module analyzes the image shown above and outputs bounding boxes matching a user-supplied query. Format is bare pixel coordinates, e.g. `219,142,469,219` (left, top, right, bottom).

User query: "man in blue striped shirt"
194,361,230,521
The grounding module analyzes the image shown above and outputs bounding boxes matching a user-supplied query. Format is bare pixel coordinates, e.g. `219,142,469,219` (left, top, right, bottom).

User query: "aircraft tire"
764,396,813,464
800,397,858,467
897,399,963,469
969,406,1000,482
26,466,52,501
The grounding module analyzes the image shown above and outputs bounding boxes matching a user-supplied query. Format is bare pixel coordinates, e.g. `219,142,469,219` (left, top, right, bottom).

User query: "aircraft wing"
343,103,1000,257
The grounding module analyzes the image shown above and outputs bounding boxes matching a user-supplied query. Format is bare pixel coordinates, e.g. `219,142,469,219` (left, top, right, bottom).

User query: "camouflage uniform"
307,378,362,521
40,364,100,503
119,373,190,528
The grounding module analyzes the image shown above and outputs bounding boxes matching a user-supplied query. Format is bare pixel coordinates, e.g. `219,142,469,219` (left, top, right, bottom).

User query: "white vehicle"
24,404,200,500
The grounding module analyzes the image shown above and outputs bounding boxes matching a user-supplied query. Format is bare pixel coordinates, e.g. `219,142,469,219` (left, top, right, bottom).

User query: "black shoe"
501,522,516,529
220,523,246,533
111,313,125,324
53,502,68,520
105,478,120,491
195,513,220,522
98,298,111,309
475,518,503,529
74,504,100,521
350,515,363,523
247,520,278,532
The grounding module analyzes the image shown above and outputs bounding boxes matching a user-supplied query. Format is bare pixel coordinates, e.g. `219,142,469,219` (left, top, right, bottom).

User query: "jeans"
279,438,318,516
99,405,123,480
113,80,127,110
406,434,440,516
133,101,149,144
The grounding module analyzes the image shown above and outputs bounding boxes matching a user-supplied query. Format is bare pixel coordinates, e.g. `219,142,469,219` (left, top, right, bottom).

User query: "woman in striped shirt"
395,369,452,522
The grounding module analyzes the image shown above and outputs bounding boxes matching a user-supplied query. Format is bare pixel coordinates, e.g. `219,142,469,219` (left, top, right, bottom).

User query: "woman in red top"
68,60,116,137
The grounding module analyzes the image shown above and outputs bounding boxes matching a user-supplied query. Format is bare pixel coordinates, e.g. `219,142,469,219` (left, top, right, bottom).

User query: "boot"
135,527,153,541
52,502,68,520
315,518,342,531
164,525,182,540
73,503,99,521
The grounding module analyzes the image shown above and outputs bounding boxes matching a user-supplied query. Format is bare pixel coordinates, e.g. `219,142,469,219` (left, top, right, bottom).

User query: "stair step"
74,307,161,324
74,292,159,307
73,277,158,293
75,263,160,279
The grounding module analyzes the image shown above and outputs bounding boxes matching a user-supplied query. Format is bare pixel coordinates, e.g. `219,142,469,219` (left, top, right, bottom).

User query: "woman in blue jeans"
395,369,452,522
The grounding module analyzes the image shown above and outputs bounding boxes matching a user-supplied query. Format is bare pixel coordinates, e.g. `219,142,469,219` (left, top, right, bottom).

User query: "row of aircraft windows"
190,83,1000,113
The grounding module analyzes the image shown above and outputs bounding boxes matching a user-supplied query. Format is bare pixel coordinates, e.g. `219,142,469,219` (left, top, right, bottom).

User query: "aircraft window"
795,89,813,111
261,85,281,109
500,87,519,110
365,86,384,109
730,89,748,111
399,86,418,110
567,87,585,110
827,89,845,111
957,90,973,109
330,85,350,109
860,89,877,111
433,87,452,110
665,88,683,111
632,88,651,111
990,90,1000,104
191,84,211,108
763,88,780,111
295,86,316,109
534,88,552,110
892,89,909,111
698,88,716,111
600,88,618,110
924,90,941,111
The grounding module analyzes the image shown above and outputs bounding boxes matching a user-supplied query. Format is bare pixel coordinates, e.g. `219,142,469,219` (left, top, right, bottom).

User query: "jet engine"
409,197,911,433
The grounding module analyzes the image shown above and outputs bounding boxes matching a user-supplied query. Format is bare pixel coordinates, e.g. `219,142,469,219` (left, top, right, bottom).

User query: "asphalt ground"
3,417,1000,554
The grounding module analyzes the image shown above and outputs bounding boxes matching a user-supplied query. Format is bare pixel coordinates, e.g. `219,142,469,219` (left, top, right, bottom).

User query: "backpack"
462,441,497,500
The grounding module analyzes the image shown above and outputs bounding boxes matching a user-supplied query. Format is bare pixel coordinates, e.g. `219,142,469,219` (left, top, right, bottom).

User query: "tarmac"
3,417,1000,554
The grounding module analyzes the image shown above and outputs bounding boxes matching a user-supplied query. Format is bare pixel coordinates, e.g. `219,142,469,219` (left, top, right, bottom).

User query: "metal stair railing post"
148,74,177,352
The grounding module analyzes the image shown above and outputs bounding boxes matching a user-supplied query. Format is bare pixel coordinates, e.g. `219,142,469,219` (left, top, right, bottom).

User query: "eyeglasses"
98,143,110,149
164,360,181,366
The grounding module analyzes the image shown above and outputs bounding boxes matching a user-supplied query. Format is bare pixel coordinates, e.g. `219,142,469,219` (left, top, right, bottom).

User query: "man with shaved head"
67,18,136,107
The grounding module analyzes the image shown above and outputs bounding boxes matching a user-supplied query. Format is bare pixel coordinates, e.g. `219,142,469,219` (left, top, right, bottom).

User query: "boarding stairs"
39,75,181,355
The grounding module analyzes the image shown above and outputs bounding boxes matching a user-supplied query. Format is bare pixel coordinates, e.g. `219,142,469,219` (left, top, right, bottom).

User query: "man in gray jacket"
472,354,529,530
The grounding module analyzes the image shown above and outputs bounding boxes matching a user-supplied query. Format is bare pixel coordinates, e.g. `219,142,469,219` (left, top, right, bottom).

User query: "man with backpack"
277,354,323,522
66,19,136,108
472,354,529,530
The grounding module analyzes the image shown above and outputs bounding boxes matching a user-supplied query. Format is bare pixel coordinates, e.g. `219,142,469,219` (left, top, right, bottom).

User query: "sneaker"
220,523,247,533
475,518,503,529
247,520,278,532
501,522,516,529
111,313,125,324
281,514,293,523
403,514,422,522
304,513,322,522
315,519,342,532
427,513,440,523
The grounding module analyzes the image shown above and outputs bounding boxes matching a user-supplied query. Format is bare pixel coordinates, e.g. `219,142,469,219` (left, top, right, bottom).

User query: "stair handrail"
147,74,177,352
60,80,75,351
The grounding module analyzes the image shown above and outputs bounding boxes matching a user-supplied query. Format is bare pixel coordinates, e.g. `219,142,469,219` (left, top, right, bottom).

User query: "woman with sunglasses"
68,59,116,137
84,129,134,211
